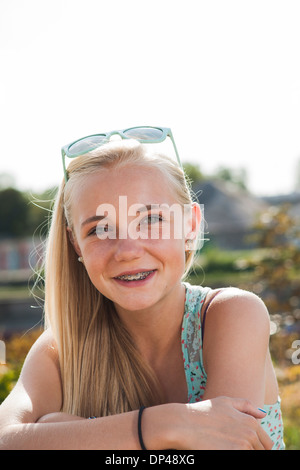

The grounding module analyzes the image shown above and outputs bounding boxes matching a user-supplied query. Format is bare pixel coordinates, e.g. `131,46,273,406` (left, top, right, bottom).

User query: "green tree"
0,188,31,237
183,162,204,185
214,166,248,190
0,186,56,238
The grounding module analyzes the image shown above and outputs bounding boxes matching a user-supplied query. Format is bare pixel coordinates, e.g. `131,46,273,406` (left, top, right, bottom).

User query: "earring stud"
78,256,83,263
185,239,194,251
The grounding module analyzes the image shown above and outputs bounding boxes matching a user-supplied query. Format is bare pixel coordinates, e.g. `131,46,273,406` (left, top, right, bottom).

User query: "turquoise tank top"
181,282,285,450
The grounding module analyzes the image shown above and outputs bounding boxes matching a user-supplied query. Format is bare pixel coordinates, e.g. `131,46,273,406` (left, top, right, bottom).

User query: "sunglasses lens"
68,135,107,156
124,127,164,141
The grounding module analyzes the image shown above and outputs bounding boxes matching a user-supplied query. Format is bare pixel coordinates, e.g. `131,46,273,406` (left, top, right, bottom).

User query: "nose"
113,237,145,263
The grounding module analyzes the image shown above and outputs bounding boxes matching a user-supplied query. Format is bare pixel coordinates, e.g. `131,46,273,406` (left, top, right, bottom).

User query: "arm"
0,329,173,450
201,288,271,407
0,326,272,450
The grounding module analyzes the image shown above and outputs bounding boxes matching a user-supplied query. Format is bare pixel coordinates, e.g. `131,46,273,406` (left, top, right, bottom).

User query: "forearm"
36,412,86,423
0,404,177,450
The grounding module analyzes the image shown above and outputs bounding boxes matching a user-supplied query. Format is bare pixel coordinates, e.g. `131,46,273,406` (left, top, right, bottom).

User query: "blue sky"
1,0,300,196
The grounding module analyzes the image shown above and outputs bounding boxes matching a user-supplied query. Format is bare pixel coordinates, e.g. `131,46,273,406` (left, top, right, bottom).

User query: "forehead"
69,164,179,223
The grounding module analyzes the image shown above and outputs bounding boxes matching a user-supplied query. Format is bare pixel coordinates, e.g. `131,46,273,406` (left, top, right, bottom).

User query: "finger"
252,432,267,450
256,424,274,450
244,415,274,450
238,411,273,450
230,398,268,419
239,414,272,450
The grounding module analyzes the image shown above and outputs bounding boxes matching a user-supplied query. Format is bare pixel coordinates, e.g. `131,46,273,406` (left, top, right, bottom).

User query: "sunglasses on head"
61,126,181,182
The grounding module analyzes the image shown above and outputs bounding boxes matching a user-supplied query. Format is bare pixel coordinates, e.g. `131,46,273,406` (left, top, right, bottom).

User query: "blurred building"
262,192,300,219
0,237,44,335
192,180,269,250
0,237,44,284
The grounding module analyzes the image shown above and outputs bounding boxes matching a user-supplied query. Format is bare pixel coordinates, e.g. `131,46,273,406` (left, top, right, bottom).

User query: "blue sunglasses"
61,126,181,182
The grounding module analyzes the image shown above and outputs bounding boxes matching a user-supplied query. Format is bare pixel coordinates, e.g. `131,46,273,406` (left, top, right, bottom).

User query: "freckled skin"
69,165,191,321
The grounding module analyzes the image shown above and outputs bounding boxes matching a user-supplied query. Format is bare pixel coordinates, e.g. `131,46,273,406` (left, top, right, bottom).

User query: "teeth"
116,270,154,281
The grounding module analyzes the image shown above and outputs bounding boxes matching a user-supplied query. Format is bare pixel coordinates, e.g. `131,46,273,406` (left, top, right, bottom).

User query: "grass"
0,285,33,300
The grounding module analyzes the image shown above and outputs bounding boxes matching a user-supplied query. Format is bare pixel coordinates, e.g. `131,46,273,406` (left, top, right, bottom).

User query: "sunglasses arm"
61,148,69,183
168,130,182,168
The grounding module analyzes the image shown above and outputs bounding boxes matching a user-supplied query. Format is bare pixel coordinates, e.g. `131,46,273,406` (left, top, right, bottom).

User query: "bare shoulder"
201,287,273,404
23,327,59,363
19,327,61,397
203,286,270,335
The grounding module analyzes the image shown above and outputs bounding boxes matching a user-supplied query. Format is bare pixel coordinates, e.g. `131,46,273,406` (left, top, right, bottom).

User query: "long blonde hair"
44,140,199,417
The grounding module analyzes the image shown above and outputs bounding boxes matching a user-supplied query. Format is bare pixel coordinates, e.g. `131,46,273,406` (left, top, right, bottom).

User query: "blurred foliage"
0,367,20,404
183,162,205,186
0,188,32,237
0,186,57,238
248,204,300,333
5,330,42,367
276,364,300,450
256,201,300,451
213,165,248,190
245,204,300,449
183,162,248,190
196,245,255,275
0,330,42,404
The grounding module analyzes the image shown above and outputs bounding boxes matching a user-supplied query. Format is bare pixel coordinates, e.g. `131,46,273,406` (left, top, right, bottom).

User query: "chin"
113,294,159,313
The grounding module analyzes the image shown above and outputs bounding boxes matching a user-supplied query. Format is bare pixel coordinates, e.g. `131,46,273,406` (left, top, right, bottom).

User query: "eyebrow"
81,205,160,228
81,215,106,227
136,204,158,213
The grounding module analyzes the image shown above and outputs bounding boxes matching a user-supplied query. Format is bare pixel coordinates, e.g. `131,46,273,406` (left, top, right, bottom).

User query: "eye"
140,213,163,225
97,224,109,233
87,226,97,236
96,223,116,239
87,224,110,237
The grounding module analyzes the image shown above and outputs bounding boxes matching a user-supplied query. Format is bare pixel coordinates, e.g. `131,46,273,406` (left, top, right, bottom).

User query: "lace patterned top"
181,282,285,450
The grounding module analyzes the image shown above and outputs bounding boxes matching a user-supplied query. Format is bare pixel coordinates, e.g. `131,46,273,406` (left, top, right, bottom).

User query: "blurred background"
0,0,299,449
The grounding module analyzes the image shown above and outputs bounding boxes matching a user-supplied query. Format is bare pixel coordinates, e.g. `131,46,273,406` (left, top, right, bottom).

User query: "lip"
113,268,156,278
112,269,157,287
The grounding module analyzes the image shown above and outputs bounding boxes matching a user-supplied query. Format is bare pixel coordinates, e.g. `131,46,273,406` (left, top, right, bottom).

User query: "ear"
184,203,201,249
66,227,82,258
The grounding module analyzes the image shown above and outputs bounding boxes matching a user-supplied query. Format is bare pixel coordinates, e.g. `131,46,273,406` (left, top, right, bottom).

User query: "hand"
176,396,273,450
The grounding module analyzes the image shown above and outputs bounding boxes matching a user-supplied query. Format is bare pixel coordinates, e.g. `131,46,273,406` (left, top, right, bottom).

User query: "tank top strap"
201,289,224,343
181,282,211,402
181,282,211,359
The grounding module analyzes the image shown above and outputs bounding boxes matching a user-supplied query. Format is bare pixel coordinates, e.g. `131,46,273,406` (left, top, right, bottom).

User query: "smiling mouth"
114,270,156,282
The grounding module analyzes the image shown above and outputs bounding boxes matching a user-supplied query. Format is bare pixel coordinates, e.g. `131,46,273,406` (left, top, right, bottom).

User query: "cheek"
80,241,110,277
150,238,186,270
173,242,187,271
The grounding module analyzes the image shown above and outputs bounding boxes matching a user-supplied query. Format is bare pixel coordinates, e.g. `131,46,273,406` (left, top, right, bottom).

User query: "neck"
114,282,186,365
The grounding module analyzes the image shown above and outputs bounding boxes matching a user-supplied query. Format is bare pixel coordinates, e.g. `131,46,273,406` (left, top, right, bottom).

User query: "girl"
0,128,284,449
